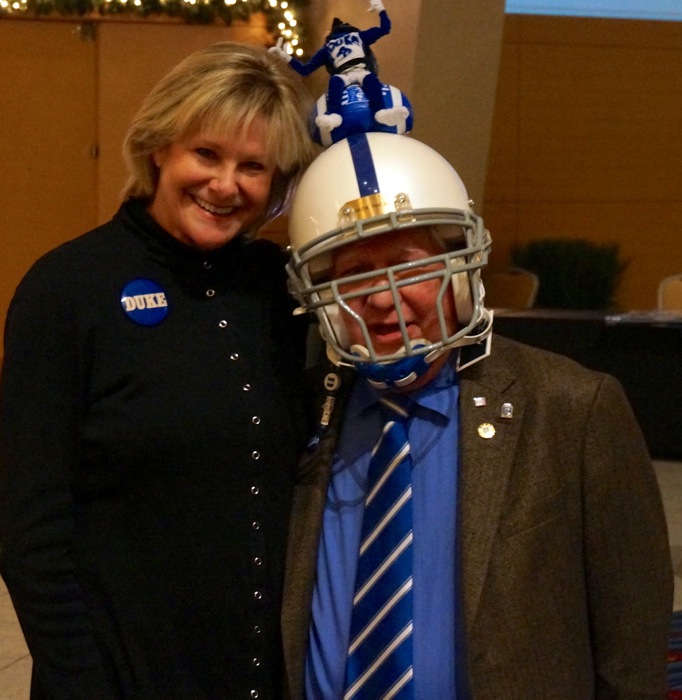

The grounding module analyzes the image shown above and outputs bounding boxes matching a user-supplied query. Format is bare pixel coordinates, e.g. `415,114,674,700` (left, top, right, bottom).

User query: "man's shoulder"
467,335,635,434
481,333,609,391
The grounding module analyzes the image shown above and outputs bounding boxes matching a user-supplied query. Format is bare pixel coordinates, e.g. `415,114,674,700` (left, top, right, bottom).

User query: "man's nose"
365,276,396,309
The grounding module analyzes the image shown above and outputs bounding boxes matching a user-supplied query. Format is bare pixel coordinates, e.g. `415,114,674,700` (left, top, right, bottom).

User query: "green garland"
0,0,308,30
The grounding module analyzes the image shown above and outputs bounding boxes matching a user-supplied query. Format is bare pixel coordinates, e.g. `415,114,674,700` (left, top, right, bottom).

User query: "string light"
0,0,306,48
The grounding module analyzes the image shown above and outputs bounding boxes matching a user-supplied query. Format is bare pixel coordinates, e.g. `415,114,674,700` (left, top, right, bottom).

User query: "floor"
0,574,31,700
1,460,681,699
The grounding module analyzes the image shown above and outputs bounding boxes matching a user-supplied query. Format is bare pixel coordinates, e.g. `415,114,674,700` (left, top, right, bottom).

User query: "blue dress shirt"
305,361,461,698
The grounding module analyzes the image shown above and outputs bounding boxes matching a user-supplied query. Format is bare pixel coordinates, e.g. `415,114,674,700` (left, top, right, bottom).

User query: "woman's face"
148,115,276,250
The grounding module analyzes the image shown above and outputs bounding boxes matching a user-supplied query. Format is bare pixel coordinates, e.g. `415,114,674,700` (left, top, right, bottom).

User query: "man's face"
330,227,459,389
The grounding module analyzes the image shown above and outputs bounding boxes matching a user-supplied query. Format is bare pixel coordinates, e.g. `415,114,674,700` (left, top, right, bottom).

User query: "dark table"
493,309,682,460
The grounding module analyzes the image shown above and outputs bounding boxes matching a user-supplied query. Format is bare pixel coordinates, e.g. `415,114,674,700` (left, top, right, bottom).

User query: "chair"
657,274,682,311
482,267,540,310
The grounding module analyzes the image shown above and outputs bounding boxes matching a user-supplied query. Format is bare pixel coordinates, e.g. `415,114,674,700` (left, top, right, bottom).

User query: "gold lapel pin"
477,423,496,439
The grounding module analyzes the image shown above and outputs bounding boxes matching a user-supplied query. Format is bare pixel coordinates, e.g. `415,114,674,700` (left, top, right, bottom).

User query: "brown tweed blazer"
282,335,673,699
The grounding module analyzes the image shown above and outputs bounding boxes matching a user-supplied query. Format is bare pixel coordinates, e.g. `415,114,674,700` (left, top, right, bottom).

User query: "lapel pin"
477,423,496,439
324,372,341,392
473,396,487,407
500,402,514,419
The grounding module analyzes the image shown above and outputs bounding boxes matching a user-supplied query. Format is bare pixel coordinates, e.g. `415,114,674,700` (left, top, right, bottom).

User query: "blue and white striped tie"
344,396,415,700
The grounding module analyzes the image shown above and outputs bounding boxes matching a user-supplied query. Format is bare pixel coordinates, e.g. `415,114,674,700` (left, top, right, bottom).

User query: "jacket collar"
458,350,524,629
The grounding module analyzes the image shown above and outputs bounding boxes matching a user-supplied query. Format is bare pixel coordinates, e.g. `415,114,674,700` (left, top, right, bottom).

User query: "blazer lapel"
458,353,525,631
282,363,356,700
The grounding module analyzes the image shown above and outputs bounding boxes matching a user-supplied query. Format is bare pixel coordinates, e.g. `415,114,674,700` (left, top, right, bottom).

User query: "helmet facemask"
289,215,492,388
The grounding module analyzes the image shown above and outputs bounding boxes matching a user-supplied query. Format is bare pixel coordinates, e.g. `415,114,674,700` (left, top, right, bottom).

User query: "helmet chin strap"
349,339,445,390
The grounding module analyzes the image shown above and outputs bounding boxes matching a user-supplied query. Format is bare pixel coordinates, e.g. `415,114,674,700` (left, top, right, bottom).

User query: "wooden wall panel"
485,15,682,310
518,42,682,203
0,19,97,349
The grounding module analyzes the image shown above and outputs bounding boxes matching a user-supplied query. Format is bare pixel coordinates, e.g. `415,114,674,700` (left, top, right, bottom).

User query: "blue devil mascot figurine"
270,0,413,146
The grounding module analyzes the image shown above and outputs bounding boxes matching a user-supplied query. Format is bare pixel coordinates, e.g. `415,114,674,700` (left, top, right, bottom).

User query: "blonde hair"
122,41,316,230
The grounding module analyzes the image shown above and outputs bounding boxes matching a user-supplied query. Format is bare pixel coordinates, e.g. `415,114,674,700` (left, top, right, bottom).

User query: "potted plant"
511,238,627,310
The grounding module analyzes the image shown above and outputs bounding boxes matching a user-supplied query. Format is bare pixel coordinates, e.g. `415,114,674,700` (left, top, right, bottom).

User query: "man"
283,131,673,699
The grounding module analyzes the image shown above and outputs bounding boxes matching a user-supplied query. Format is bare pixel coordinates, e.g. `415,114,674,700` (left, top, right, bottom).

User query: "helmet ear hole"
321,303,350,351
452,270,474,324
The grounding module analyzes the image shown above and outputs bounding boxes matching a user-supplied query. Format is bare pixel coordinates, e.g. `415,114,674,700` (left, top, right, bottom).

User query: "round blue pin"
120,279,169,327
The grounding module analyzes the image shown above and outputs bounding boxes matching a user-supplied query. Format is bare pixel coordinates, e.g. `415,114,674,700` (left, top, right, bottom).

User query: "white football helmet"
287,132,492,386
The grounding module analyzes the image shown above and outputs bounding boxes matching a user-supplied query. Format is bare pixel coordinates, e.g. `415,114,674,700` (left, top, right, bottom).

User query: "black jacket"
1,199,307,699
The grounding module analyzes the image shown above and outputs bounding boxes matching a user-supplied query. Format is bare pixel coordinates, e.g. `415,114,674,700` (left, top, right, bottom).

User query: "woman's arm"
0,259,115,699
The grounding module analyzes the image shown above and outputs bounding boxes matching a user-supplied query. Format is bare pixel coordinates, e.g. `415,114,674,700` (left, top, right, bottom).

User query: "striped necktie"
344,396,415,700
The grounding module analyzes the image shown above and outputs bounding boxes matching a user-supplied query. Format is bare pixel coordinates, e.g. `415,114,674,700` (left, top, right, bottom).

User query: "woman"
0,42,315,699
